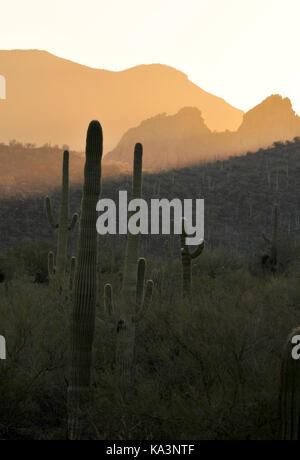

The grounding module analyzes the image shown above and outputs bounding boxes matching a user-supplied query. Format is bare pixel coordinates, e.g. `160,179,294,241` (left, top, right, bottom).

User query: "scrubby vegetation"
0,245,300,439
1,136,300,440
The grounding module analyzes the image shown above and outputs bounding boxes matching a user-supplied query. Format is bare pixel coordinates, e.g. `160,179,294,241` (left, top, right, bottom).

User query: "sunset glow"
2,0,300,114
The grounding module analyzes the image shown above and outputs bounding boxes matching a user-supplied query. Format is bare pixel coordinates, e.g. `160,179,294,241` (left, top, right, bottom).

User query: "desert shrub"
0,279,70,439
91,253,300,440
1,248,300,440
0,242,52,282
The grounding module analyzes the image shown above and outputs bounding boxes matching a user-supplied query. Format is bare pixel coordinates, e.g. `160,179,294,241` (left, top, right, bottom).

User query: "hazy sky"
2,0,300,113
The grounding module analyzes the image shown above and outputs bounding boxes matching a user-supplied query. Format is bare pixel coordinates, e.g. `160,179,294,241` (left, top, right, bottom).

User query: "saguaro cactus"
262,203,278,273
68,121,103,440
135,258,154,322
45,150,78,280
279,327,300,440
106,257,153,361
116,144,150,384
180,220,204,298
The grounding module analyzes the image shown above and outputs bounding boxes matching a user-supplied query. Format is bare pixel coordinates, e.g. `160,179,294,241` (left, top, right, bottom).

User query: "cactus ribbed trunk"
279,328,300,440
56,150,69,279
116,143,143,384
68,121,103,440
45,150,78,283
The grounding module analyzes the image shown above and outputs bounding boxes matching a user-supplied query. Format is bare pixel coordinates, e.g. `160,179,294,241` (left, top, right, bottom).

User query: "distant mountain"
0,50,242,152
236,95,300,152
105,95,300,170
105,107,212,169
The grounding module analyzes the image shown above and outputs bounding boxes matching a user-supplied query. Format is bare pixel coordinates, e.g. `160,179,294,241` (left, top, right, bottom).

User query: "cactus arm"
190,241,205,259
68,121,103,440
69,213,79,231
180,218,204,298
180,218,189,254
48,251,55,279
56,150,70,278
136,279,153,322
136,258,146,311
181,217,205,259
144,280,154,308
45,196,58,229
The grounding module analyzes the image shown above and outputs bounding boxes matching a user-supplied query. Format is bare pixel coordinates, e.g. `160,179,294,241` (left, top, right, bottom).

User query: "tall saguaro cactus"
279,327,300,440
180,220,204,298
45,150,78,279
116,144,144,384
68,121,103,440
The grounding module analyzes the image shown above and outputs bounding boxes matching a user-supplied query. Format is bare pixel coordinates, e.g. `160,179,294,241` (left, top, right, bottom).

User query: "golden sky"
2,0,300,114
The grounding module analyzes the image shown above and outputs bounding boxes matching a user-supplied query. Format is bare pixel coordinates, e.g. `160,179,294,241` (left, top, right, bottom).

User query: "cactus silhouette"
180,219,204,298
104,283,114,316
114,144,153,384
106,257,153,367
68,121,103,440
262,203,278,273
279,327,300,440
45,150,78,280
48,251,55,280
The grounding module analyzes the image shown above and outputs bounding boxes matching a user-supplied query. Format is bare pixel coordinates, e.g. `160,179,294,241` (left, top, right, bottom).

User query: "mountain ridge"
105,95,300,170
0,49,243,152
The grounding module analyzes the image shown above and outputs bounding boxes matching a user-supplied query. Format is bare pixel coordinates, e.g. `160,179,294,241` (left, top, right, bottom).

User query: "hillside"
0,50,242,152
105,95,300,169
0,141,130,197
1,138,300,256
